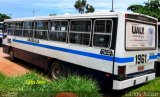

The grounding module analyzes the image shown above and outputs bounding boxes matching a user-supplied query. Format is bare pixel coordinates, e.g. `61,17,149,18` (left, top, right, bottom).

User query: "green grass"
0,72,102,97
123,77,160,97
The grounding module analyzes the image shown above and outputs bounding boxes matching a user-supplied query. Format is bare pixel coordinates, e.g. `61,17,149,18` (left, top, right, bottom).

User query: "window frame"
34,21,49,40
23,21,35,38
69,19,92,46
49,20,69,43
7,22,15,35
3,22,8,34
14,21,24,37
92,19,113,48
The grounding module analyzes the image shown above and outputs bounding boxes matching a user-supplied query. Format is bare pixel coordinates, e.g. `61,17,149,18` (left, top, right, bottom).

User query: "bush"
0,72,102,97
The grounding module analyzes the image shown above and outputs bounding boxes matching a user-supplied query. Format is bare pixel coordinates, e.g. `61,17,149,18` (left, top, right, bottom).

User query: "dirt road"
0,47,29,77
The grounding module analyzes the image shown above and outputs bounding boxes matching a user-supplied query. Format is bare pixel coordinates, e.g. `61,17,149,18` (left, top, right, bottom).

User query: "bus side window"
49,21,68,42
14,22,23,36
70,20,91,45
0,23,3,30
93,20,112,48
23,21,34,38
7,23,14,35
35,21,48,40
3,23,8,34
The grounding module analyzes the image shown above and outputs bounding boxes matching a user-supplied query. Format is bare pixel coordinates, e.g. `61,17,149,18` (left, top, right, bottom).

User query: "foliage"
0,72,102,97
0,13,11,22
123,77,160,97
74,0,95,14
127,0,160,21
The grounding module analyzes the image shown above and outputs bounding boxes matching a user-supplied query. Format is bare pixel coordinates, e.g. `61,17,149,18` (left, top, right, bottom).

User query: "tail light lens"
118,65,126,75
118,65,126,80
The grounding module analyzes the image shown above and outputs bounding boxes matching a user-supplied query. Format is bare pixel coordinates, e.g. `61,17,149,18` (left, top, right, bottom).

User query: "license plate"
138,66,144,72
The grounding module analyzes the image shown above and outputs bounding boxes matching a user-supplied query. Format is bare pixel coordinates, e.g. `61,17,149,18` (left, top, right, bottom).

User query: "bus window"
3,22,7,34
49,21,68,42
70,20,91,45
7,23,14,35
23,21,34,38
14,22,23,36
93,20,112,48
35,21,48,40
0,23,3,30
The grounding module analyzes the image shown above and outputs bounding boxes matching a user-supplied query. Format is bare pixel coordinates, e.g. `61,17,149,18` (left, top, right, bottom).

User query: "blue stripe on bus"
115,57,134,63
149,55,157,60
157,53,160,57
12,39,156,63
0,34,2,37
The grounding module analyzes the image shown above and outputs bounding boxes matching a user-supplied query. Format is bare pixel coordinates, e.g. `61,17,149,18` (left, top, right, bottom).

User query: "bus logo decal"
132,26,144,35
100,49,113,56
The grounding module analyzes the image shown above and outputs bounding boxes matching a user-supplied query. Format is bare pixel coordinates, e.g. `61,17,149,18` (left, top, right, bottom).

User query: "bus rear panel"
113,13,157,90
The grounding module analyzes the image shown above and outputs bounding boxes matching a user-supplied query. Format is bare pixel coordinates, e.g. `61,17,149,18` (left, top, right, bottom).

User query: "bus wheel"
9,48,15,61
50,62,67,79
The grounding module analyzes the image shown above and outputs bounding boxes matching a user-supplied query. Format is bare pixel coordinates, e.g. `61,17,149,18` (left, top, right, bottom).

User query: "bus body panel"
113,73,155,90
12,37,114,73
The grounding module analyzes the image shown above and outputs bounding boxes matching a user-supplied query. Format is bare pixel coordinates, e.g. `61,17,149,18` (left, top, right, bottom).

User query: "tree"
74,0,95,14
85,4,95,13
0,13,11,22
127,0,160,21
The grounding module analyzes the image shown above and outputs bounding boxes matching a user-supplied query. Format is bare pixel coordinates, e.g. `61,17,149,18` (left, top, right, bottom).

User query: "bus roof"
4,12,158,22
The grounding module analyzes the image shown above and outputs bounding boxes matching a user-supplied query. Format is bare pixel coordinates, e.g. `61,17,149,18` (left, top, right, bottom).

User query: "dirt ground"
0,47,29,77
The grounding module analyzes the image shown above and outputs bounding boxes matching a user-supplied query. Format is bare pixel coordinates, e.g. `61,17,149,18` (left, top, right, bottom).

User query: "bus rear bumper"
112,73,155,90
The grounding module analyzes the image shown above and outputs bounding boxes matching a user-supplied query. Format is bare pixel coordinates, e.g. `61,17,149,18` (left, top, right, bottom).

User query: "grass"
0,72,102,97
123,77,160,97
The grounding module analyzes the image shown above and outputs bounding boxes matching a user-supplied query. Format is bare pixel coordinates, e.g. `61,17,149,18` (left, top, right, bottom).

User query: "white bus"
3,12,158,90
0,22,3,46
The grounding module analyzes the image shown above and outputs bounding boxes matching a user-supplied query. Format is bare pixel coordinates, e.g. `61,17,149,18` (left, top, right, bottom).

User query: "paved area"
0,47,29,77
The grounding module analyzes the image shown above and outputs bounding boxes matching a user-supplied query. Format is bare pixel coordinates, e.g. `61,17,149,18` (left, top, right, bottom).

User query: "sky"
0,0,149,18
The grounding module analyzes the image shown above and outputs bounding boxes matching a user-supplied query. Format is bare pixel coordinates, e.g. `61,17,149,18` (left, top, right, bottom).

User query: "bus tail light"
118,66,126,75
118,65,126,80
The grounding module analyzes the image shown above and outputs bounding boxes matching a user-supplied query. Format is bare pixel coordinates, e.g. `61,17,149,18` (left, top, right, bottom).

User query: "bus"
2,12,158,90
0,22,3,46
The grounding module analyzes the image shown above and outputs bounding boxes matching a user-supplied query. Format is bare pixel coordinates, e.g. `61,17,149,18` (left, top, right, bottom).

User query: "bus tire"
50,61,68,79
9,48,15,61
